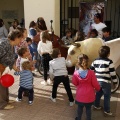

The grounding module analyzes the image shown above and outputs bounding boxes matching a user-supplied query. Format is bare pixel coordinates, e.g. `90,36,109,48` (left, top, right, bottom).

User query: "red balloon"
0,74,14,87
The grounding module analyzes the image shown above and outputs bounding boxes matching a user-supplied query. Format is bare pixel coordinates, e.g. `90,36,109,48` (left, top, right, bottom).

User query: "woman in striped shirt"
90,46,117,116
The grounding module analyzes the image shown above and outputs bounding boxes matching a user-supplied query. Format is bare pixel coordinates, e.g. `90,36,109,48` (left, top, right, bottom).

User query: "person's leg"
0,84,8,108
62,76,74,102
31,42,38,68
52,77,61,98
102,83,111,113
94,88,103,108
85,103,93,120
77,103,84,120
41,55,48,81
28,88,34,101
18,87,24,99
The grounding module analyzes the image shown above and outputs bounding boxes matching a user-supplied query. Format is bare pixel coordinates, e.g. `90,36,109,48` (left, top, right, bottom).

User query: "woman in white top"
37,31,53,85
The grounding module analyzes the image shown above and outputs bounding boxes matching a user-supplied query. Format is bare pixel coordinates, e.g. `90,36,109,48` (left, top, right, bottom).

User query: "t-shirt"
20,57,29,71
91,22,106,38
37,40,52,55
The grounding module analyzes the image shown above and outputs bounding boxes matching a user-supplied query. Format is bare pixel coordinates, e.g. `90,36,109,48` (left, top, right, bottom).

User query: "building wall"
0,0,24,30
24,0,60,36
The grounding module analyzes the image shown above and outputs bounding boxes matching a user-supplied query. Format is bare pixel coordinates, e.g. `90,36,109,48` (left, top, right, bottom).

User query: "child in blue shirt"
14,61,34,105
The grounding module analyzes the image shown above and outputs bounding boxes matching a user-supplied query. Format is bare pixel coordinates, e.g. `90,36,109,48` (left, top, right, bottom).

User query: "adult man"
88,13,106,38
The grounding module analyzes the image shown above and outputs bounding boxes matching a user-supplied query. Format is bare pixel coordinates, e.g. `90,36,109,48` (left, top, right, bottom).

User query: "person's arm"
65,55,72,67
49,62,54,80
3,26,8,37
109,60,117,84
72,72,79,86
90,62,95,71
49,42,53,54
91,71,100,91
37,41,42,55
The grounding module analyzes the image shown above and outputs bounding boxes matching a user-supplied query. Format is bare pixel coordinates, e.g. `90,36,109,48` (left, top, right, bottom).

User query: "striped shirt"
90,58,117,83
14,70,33,89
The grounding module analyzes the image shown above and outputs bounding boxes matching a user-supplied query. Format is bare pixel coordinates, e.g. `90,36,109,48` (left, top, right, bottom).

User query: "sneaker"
41,81,47,85
29,101,33,105
3,105,14,110
93,106,102,110
47,79,52,85
34,69,38,72
70,102,74,107
50,96,56,102
104,111,114,117
16,97,22,102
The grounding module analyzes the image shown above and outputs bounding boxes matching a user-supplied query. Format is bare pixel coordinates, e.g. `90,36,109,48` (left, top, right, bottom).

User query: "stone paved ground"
0,70,120,120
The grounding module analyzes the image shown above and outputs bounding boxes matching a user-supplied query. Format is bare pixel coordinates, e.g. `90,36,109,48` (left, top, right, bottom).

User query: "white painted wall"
24,0,60,36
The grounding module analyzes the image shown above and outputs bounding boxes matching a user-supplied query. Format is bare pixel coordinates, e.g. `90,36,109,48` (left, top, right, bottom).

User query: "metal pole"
117,5,120,37
113,0,117,37
64,0,66,36
60,0,62,37
71,0,73,30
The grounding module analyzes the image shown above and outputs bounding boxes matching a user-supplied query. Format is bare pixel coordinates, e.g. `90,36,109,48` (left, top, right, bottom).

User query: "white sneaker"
70,102,74,106
28,101,33,105
41,81,47,85
47,79,52,85
34,69,38,72
50,96,56,102
16,97,22,102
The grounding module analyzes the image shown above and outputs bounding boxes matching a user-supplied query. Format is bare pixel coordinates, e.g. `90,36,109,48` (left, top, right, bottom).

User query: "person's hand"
2,67,10,75
13,65,20,71
66,55,71,60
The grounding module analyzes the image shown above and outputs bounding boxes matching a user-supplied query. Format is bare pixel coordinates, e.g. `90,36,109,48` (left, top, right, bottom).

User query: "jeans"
31,42,38,68
94,82,111,112
52,76,74,102
18,87,34,101
41,54,52,81
76,102,93,120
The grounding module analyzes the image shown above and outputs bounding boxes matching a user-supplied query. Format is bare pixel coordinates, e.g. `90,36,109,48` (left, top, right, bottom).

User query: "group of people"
61,13,113,47
0,14,117,120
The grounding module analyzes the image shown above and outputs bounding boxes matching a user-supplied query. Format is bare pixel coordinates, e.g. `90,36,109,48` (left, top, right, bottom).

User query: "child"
72,54,100,120
26,37,37,60
49,48,74,106
15,61,34,105
17,47,36,71
89,29,98,38
102,27,113,42
90,46,117,116
15,27,32,70
37,31,53,85
62,28,73,45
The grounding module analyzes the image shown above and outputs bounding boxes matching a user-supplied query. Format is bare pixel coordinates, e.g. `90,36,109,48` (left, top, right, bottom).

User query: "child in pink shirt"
72,54,100,120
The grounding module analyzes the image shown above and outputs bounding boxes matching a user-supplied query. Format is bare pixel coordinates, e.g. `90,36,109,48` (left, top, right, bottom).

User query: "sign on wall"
2,10,18,19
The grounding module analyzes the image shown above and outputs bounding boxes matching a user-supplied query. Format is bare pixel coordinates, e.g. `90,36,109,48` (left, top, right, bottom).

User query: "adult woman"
0,19,8,39
37,17,47,32
0,29,23,109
